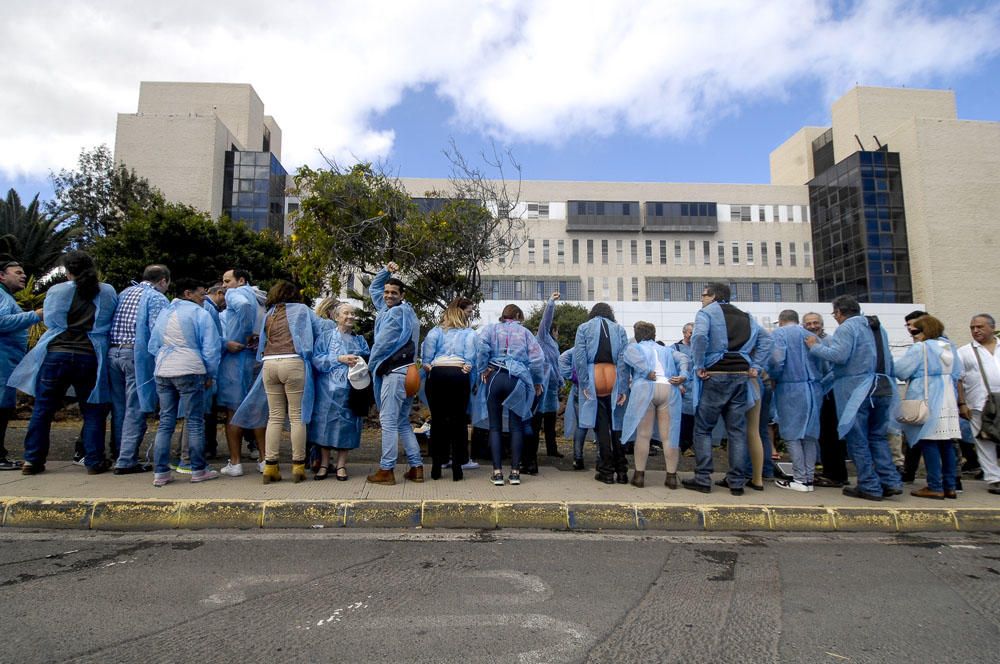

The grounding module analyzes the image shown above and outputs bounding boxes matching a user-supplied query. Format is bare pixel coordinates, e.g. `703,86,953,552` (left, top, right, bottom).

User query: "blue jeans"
842,394,901,496
153,375,206,474
486,369,523,470
693,374,749,488
378,371,422,470
23,352,108,468
787,437,819,484
109,346,149,468
918,439,957,492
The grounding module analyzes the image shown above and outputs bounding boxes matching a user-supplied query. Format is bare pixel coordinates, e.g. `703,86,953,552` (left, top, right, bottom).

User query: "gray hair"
778,309,799,324
972,313,996,329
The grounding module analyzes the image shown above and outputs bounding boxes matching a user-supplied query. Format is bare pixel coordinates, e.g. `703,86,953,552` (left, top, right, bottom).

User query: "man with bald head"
804,312,848,488
957,314,1000,495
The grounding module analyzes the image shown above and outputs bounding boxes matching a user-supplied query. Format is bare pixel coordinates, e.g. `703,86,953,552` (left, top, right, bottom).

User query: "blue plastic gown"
768,324,823,441
0,285,41,409
309,327,370,448
670,341,695,415
620,341,687,447
231,303,325,428
147,299,222,379
895,337,962,444
472,320,545,427
368,267,420,409
558,348,578,437
690,302,772,412
535,298,561,413
573,317,629,430
809,314,897,439
421,325,478,406
217,285,259,409
130,285,169,413
8,281,118,403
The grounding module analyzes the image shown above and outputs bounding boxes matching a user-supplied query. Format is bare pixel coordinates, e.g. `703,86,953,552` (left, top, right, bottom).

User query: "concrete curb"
2,497,1000,532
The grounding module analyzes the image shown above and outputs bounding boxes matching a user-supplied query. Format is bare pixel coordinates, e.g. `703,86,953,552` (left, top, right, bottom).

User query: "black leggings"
425,367,471,469
595,395,626,476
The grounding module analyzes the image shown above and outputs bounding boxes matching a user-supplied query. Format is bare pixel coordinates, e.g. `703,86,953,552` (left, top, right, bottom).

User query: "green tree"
523,301,590,351
48,145,163,246
91,202,291,293
0,189,81,279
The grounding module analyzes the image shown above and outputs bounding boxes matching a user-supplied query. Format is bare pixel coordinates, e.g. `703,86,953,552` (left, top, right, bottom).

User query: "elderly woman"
309,302,369,480
232,281,323,483
422,299,478,481
12,251,118,475
895,314,962,499
621,322,688,488
475,304,545,486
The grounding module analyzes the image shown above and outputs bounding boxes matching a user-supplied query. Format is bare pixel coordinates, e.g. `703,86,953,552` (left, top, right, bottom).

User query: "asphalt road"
2,530,998,663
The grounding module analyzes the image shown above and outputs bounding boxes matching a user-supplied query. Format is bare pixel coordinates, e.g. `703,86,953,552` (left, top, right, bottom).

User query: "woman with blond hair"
422,299,478,481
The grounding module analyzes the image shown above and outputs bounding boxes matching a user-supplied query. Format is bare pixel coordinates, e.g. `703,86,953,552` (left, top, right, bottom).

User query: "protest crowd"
1,251,999,501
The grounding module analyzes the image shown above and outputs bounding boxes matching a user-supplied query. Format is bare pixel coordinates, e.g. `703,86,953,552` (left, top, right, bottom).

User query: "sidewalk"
2,460,999,533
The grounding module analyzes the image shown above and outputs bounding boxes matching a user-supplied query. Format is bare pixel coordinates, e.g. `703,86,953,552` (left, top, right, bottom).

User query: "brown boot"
404,465,425,483
262,462,282,484
664,472,678,490
366,468,396,485
291,461,306,484
630,471,645,488
910,486,944,500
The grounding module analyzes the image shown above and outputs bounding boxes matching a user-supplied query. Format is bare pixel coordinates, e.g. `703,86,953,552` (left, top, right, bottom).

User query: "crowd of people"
0,251,998,500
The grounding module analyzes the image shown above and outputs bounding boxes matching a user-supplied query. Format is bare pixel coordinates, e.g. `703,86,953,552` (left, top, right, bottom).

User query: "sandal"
314,466,329,481
335,465,349,482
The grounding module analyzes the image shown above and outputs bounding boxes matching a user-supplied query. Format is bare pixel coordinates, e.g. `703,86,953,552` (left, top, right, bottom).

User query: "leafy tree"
48,145,163,246
523,301,590,351
91,202,291,293
0,189,80,279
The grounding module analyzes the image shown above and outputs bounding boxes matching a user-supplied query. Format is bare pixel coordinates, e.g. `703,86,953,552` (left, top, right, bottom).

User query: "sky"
2,0,999,204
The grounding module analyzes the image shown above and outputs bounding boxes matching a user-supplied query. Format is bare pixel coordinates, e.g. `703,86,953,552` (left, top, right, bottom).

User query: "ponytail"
62,250,99,300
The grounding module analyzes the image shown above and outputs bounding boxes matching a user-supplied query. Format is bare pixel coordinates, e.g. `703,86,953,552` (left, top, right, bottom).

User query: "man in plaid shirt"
110,264,170,474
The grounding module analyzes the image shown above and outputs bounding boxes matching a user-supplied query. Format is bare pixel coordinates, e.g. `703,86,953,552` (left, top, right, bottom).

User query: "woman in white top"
895,314,962,499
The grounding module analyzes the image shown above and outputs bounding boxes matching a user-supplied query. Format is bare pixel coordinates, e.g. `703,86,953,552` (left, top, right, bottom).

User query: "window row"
501,239,811,268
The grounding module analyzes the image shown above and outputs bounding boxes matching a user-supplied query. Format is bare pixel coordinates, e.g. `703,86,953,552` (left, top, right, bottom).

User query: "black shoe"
900,475,915,484
842,485,882,501
881,485,903,497
748,481,765,491
522,462,539,476
615,471,628,484
573,458,585,471
715,478,730,488
113,464,151,475
730,487,744,496
431,464,442,480
0,457,22,471
21,462,45,475
594,472,615,485
452,467,463,482
546,450,564,458
87,459,113,475
813,475,844,488
974,470,985,481
681,478,711,493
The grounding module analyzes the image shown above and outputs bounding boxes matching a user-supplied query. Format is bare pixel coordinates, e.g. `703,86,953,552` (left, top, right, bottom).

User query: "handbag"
897,341,929,425
972,346,1000,442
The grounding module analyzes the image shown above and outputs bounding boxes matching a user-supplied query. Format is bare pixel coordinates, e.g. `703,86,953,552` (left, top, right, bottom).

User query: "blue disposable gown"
368,267,420,409
809,314,897,439
8,281,118,404
231,303,325,428
309,327,370,449
894,337,962,444
0,285,41,409
690,302,772,411
535,298,561,413
768,324,823,441
131,285,169,413
670,341,695,415
147,299,222,379
421,325,478,406
558,348,578,437
620,341,688,447
472,320,545,427
217,285,259,409
573,317,629,430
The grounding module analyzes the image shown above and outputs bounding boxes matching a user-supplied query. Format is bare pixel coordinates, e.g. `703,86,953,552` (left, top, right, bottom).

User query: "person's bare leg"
747,398,764,486
319,447,330,469
335,450,349,479
254,427,266,462
225,410,241,464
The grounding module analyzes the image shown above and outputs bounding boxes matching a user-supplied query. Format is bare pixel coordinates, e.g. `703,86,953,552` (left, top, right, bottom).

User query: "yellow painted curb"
703,506,771,531
344,500,421,528
894,508,958,532
636,505,703,530
567,502,638,530
496,502,568,530
176,500,263,529
831,507,899,531
954,508,1000,531
262,500,346,528
91,500,180,530
3,498,92,529
422,501,497,529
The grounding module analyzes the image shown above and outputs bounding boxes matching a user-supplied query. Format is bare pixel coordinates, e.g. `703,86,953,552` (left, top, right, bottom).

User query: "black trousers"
595,395,626,477
0,407,12,459
679,413,695,452
425,367,471,469
523,411,558,467
818,392,848,483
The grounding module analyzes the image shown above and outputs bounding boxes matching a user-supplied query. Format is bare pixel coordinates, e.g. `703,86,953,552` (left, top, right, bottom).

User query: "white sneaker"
191,468,220,483
461,461,480,470
775,479,810,492
220,462,244,477
257,461,265,473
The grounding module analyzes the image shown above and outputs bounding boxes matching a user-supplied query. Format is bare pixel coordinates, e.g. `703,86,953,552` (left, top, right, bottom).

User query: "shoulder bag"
897,342,929,425
972,346,1000,442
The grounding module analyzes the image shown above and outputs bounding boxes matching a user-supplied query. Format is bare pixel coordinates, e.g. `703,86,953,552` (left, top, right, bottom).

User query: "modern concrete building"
114,82,288,234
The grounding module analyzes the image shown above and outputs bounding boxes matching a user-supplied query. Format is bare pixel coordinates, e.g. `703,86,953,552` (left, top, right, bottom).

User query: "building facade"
114,81,287,234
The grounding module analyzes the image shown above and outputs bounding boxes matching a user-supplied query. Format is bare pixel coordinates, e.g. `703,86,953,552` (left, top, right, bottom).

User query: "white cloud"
0,0,997,178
